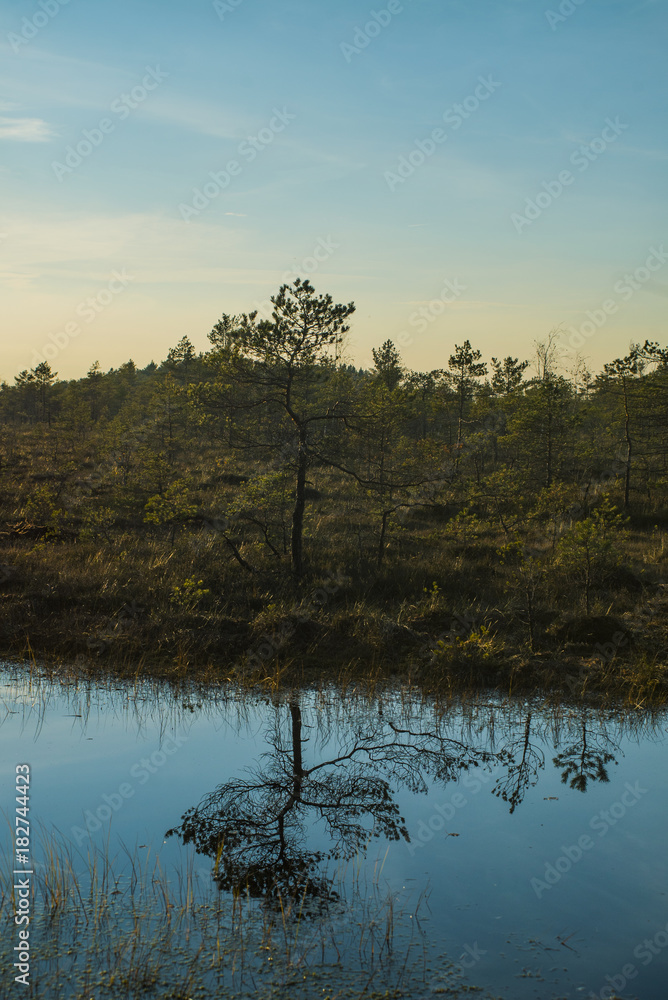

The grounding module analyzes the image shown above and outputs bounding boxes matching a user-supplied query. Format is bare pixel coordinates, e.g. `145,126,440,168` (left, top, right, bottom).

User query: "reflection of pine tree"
168,700,405,902
167,699,500,904
552,717,618,792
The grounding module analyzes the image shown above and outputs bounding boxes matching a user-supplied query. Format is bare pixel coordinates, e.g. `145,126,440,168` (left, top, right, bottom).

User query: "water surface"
1,664,666,999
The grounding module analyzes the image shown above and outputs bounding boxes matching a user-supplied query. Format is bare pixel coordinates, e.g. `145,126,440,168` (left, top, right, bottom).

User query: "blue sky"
1,0,666,380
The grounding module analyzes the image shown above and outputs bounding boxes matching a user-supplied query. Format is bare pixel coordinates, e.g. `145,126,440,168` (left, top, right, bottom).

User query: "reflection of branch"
166,699,505,903
492,714,544,814
387,722,497,756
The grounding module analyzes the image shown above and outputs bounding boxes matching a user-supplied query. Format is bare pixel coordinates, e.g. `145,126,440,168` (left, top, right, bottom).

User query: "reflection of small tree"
557,497,628,614
552,717,618,791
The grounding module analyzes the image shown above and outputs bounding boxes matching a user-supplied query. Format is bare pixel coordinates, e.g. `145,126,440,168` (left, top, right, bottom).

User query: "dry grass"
0,825,451,1000
1,427,667,704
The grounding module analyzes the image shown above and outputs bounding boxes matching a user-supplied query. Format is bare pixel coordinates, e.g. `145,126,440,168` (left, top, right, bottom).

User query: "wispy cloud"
0,116,55,142
0,211,252,286
145,97,252,139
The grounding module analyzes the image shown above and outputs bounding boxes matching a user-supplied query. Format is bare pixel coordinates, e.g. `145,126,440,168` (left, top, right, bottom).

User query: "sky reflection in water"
1,665,666,999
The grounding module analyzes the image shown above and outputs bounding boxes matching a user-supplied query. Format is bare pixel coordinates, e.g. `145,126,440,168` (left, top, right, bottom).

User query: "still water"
1,664,666,999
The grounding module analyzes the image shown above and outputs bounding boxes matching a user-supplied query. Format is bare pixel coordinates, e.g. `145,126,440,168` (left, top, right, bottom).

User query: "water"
1,664,667,999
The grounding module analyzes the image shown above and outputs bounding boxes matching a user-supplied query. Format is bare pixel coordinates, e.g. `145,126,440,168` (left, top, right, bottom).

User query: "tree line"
2,278,667,584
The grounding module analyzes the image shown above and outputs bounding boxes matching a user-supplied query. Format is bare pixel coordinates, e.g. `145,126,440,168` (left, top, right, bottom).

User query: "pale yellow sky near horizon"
3,212,666,382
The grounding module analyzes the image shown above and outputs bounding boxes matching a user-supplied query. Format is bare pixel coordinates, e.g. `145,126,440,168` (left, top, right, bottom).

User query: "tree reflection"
166,696,502,902
552,715,618,791
492,712,544,814
166,697,624,904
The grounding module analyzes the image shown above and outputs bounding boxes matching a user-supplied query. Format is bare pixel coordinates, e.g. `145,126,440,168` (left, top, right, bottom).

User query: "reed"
0,824,452,1000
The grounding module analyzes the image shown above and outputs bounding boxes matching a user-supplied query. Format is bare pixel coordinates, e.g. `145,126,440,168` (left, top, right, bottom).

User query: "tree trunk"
525,581,536,653
291,427,308,578
454,385,464,471
545,407,553,489
622,378,632,510
290,700,304,799
457,383,465,448
377,509,390,569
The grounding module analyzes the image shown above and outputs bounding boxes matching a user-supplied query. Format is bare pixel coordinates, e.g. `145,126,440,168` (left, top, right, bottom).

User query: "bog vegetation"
1,279,667,699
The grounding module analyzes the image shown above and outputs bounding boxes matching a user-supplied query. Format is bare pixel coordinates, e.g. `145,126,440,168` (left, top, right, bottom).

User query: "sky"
1,0,666,382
